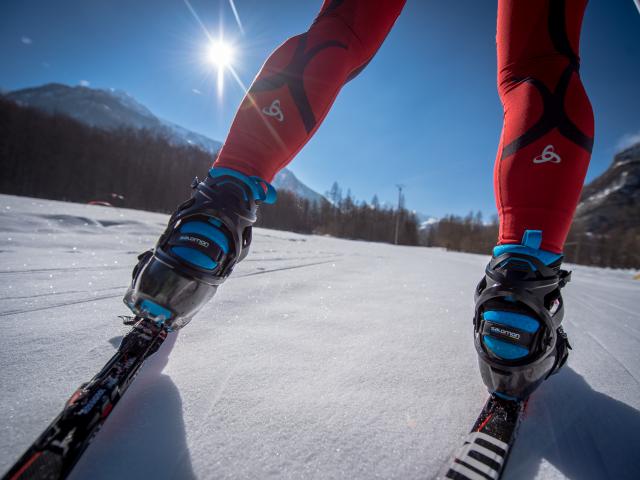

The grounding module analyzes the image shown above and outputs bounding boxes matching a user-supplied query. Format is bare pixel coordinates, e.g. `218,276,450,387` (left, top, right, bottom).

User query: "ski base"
2,317,167,480
444,395,525,480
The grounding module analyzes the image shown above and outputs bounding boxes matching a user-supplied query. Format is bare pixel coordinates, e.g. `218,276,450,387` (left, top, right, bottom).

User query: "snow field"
0,194,638,479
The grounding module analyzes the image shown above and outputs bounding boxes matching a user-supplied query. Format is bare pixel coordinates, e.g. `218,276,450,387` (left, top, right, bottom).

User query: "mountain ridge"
7,83,223,155
5,83,446,216
6,83,326,203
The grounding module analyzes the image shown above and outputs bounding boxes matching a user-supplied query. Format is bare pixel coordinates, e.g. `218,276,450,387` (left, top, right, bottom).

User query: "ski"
442,395,525,480
2,317,168,480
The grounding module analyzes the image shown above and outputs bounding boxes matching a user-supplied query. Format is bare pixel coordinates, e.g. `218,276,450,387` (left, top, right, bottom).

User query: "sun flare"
206,40,234,69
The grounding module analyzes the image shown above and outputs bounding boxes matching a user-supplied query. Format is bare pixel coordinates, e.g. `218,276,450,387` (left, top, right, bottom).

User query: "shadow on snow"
69,332,195,480
70,339,640,479
506,366,640,479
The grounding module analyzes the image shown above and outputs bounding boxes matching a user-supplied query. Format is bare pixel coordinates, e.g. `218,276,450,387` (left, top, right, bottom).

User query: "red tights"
214,0,594,254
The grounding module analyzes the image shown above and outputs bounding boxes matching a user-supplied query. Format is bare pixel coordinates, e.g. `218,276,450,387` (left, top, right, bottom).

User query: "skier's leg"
214,0,406,181
474,0,593,399
495,0,593,253
124,0,406,329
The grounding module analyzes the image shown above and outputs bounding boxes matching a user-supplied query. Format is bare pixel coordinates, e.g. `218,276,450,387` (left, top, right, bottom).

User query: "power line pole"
394,184,404,245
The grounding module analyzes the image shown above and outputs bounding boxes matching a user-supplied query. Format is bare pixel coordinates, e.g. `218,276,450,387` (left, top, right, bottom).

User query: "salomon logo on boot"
489,326,521,340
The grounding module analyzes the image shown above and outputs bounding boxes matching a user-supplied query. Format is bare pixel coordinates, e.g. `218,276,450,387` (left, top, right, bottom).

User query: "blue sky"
1,0,639,217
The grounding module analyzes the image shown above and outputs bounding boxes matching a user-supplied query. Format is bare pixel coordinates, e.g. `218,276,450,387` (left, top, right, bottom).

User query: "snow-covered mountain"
375,201,437,228
413,211,439,230
7,83,223,155
575,142,640,232
6,83,327,203
272,169,325,204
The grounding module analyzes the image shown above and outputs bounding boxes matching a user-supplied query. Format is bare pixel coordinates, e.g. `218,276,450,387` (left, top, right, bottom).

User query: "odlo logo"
533,144,562,164
262,99,284,122
490,326,520,340
179,235,209,248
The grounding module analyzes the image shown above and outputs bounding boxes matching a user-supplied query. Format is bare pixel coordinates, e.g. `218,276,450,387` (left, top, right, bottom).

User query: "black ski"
2,317,168,480
442,395,525,480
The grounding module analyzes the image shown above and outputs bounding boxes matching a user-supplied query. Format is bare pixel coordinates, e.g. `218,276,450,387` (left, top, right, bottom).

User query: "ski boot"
123,167,276,330
474,230,572,400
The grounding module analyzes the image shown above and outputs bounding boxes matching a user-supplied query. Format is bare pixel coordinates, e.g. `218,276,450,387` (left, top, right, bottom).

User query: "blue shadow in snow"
69,332,195,480
505,366,640,479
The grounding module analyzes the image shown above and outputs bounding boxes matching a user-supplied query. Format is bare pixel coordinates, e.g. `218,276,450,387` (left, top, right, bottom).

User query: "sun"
201,37,239,99
206,40,234,69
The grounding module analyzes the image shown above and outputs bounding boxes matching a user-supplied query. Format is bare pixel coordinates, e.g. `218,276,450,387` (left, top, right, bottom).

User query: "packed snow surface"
1,194,639,480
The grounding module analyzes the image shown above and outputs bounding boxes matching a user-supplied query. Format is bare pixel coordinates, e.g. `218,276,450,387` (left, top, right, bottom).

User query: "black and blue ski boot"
124,167,276,330
474,230,572,400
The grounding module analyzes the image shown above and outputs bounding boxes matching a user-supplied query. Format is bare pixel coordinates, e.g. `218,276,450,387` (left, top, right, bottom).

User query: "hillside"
5,83,325,203
7,83,222,155
575,142,640,233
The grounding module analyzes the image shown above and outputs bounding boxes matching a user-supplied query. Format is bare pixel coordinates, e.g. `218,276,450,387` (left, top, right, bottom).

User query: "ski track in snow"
0,194,639,480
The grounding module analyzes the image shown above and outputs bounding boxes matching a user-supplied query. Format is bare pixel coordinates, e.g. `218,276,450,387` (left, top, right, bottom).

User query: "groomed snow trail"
1,194,639,480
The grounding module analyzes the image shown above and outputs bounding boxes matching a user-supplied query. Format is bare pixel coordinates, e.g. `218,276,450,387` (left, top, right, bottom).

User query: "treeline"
563,225,640,269
2,98,636,266
257,187,420,246
422,213,640,269
422,212,499,255
0,98,420,246
0,97,211,212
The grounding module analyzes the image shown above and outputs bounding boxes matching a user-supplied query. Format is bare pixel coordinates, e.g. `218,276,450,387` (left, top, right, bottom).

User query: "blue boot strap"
209,167,277,204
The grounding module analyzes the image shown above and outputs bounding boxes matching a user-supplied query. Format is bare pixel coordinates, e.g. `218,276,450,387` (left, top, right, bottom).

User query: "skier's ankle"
492,229,562,266
207,166,277,204
169,168,275,271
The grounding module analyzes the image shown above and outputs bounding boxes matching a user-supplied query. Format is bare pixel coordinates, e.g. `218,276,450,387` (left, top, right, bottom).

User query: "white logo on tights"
533,145,562,164
262,99,284,122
